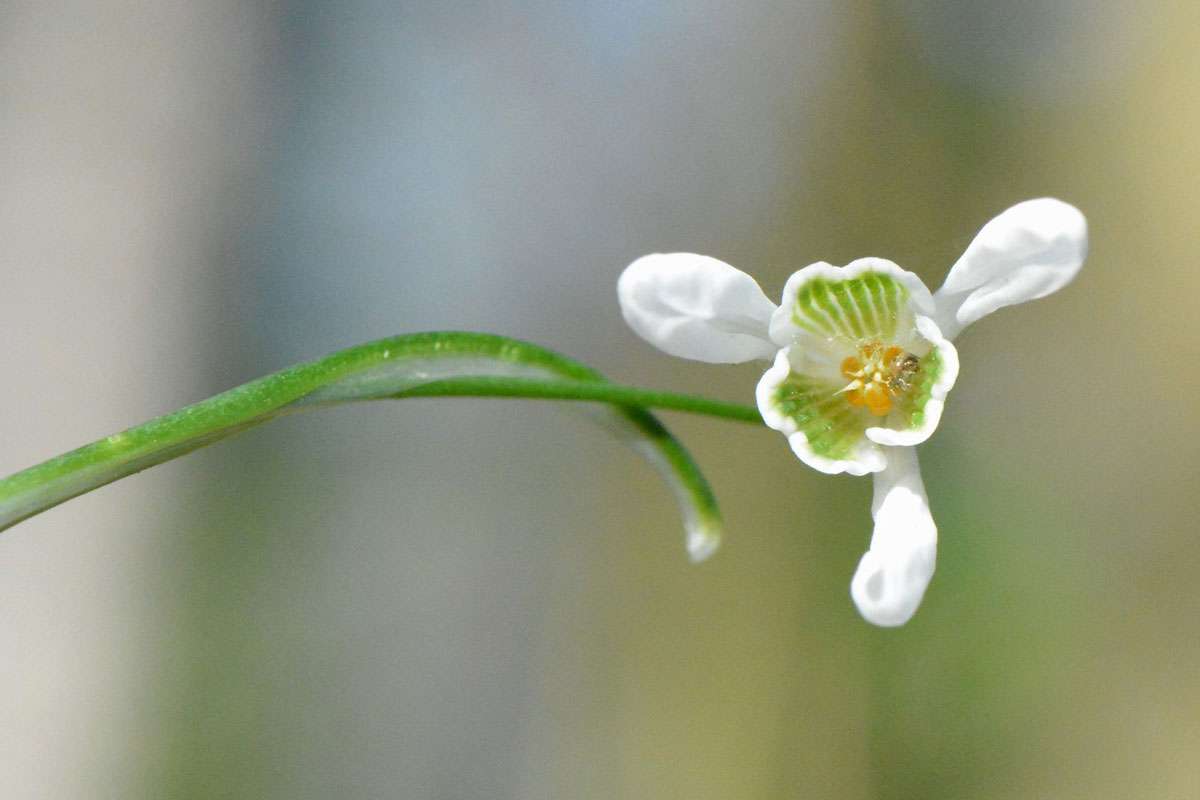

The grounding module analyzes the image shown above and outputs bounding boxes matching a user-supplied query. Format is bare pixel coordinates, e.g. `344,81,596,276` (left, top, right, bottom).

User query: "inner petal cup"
757,260,956,475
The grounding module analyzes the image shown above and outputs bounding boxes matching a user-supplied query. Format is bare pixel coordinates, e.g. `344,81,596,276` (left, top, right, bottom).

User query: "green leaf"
0,332,754,560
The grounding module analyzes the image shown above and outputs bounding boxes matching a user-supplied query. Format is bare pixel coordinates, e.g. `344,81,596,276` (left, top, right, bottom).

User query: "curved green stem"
0,332,763,559
385,376,762,423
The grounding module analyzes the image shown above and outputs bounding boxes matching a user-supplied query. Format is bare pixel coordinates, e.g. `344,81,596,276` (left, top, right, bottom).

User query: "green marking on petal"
813,282,852,338
829,282,866,338
901,346,943,428
791,272,909,342
884,274,904,329
791,284,833,335
864,273,897,339
771,373,869,461
848,281,877,338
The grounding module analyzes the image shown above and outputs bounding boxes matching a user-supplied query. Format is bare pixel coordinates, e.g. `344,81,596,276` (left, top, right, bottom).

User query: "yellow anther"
863,382,892,416
838,340,920,417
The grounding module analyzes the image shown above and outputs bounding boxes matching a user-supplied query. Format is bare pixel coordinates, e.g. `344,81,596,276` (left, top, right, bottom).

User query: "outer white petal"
850,446,937,627
618,254,778,363
865,315,959,447
933,198,1087,339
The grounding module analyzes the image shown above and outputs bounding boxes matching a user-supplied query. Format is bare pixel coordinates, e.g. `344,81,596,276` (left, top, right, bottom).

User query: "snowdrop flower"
618,199,1087,626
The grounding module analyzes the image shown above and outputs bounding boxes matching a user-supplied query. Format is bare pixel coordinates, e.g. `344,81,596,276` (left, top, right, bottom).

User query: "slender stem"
387,377,764,424
0,330,764,537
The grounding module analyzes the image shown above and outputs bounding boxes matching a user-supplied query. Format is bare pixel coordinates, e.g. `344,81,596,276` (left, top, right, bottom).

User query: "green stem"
386,376,763,423
0,332,763,553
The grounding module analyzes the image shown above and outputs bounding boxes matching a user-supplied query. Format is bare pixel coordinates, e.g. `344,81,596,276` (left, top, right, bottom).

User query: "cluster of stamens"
838,341,920,417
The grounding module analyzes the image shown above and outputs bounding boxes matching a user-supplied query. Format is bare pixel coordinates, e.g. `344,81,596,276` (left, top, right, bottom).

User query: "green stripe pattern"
791,271,909,341
770,374,866,462
900,346,943,429
769,342,944,459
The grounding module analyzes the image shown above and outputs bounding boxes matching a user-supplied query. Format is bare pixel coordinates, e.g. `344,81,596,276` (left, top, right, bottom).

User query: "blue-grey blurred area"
0,1,1195,797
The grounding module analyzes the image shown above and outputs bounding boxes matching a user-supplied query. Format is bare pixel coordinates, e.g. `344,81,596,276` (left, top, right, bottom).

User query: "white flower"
617,198,1088,626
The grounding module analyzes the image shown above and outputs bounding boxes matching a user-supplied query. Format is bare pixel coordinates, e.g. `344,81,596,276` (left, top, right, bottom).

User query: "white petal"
864,315,960,447
618,254,778,363
933,198,1087,339
755,348,888,476
850,446,937,627
768,258,935,348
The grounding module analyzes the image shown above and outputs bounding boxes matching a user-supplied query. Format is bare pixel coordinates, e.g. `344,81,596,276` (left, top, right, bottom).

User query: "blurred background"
1,1,1195,797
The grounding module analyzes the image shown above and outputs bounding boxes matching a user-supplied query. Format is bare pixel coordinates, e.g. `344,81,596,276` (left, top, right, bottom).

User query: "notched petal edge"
769,258,935,348
865,315,959,447
756,348,888,476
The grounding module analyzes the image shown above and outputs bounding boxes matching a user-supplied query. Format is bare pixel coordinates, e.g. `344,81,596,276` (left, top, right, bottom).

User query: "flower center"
839,341,920,417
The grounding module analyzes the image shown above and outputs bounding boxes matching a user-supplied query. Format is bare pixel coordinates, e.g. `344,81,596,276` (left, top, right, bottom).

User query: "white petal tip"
850,548,933,627
686,523,722,563
618,253,778,363
851,446,937,627
936,198,1088,334
1022,197,1087,238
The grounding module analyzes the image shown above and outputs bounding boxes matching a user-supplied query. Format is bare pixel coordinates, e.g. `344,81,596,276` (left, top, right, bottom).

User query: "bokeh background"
1,2,1195,797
